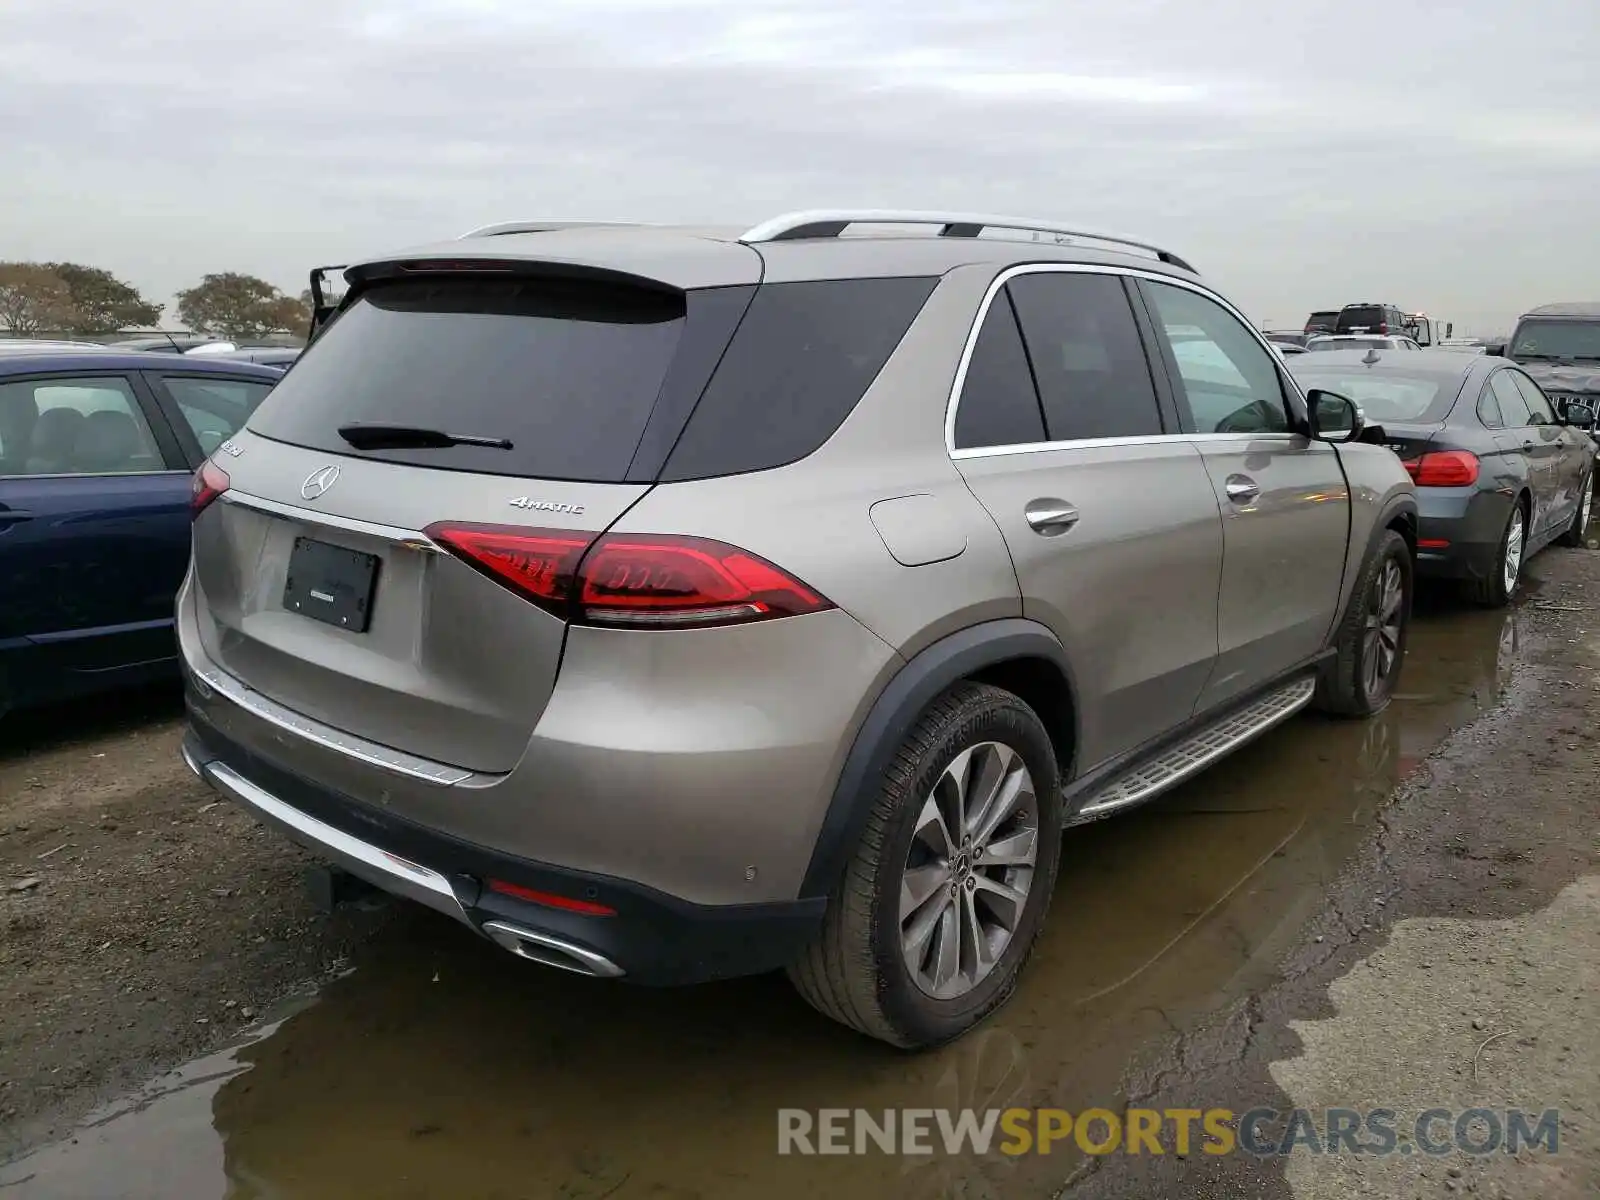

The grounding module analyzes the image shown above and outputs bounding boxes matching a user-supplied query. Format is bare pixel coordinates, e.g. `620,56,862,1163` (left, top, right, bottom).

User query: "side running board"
1069,675,1318,825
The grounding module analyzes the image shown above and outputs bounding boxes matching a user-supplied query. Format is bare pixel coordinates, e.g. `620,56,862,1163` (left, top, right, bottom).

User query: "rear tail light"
1401,450,1479,487
191,460,230,517
1377,323,1388,334
424,523,833,629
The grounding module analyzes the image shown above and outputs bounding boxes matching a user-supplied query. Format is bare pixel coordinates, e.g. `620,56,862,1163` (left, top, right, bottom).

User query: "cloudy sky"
3,0,1596,335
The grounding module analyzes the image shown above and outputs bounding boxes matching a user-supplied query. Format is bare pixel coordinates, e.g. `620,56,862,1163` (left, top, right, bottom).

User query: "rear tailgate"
189,263,757,774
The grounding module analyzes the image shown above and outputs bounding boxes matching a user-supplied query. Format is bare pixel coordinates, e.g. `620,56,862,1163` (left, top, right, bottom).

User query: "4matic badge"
509,497,585,515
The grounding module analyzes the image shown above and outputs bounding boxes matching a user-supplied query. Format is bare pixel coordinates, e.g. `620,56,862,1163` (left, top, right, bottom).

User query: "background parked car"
1304,309,1341,335
0,339,110,355
0,352,281,715
105,334,224,354
1264,329,1311,348
1307,334,1423,353
201,346,300,369
1289,348,1594,606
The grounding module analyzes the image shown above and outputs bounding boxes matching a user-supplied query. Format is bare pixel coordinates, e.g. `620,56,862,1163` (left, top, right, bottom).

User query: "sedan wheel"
1502,506,1525,594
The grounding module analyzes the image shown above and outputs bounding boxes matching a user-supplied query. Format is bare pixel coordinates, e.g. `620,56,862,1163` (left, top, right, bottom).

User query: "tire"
1465,498,1527,608
788,682,1063,1049
1556,472,1593,548
1314,528,1412,718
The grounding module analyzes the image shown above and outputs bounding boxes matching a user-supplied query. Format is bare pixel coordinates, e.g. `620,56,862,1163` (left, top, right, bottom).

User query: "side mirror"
1484,343,1507,357
1565,402,1596,430
1446,323,1454,338
1306,389,1366,443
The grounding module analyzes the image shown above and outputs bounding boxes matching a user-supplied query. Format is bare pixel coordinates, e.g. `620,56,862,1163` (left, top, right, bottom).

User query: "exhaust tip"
480,920,624,979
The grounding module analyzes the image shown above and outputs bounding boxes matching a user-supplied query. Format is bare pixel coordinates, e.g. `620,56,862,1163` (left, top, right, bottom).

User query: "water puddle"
1,604,1524,1200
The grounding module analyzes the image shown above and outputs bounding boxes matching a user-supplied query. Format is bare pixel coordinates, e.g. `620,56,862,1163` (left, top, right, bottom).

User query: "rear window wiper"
336,423,513,451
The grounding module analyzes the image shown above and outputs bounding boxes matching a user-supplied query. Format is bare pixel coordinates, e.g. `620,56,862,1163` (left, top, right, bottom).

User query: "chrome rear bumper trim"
190,660,474,786
194,756,474,929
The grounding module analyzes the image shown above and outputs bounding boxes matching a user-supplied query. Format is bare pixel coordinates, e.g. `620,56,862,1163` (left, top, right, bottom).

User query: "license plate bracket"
283,537,379,632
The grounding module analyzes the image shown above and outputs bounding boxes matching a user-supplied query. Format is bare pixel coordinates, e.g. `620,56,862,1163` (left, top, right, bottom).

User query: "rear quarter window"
659,276,936,481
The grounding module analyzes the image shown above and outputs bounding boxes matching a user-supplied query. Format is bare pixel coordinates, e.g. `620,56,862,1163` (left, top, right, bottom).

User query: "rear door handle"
0,509,34,524
1024,499,1079,536
1224,475,1260,505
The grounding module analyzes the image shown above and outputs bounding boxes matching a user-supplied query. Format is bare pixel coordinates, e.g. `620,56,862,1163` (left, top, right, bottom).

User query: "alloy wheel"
1362,557,1404,701
1503,508,1525,594
899,742,1039,1001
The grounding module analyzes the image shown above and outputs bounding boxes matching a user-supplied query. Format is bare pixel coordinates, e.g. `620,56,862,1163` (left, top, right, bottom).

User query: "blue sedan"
0,352,281,715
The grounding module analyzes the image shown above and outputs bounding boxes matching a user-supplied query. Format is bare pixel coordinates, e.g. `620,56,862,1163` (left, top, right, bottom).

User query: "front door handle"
1224,475,1260,505
0,509,34,524
1025,498,1079,536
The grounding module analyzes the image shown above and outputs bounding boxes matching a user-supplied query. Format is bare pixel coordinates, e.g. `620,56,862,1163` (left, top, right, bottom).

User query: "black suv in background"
1334,303,1409,336
1304,310,1340,335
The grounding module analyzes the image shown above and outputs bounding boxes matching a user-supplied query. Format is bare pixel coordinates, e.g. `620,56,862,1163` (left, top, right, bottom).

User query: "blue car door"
0,371,191,705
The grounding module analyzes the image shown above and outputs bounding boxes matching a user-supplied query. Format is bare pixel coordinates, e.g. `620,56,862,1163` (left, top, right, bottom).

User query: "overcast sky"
3,0,1596,335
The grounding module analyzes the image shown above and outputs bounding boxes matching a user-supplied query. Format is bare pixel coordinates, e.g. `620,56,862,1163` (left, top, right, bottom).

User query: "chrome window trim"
944,263,1308,457
950,431,1299,462
220,489,441,552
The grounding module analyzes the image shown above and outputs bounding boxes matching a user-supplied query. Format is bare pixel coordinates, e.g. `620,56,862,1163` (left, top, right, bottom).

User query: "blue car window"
0,376,164,476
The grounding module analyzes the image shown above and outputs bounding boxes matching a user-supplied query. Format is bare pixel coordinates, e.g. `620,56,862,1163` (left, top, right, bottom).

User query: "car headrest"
74,409,142,473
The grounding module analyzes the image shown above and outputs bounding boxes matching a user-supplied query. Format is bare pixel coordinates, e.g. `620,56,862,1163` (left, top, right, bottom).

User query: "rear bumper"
183,713,825,985
1413,487,1513,582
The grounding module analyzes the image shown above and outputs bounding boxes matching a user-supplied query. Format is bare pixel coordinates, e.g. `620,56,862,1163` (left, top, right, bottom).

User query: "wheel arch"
799,619,1079,900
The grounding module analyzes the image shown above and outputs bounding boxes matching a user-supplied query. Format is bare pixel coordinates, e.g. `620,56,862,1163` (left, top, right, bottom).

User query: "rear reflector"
1417,538,1450,549
1401,451,1479,487
424,523,833,630
486,878,616,916
191,460,230,517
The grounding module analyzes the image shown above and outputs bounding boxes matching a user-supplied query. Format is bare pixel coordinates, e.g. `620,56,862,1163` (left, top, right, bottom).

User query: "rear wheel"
1466,500,1527,607
1556,473,1593,548
1314,528,1412,717
788,683,1062,1048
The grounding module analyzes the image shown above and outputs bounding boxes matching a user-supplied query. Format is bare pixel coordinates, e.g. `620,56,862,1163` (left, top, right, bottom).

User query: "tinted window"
1510,371,1558,423
1145,281,1290,434
161,376,274,456
250,276,690,481
952,292,1046,450
1005,272,1161,441
1336,306,1387,333
660,277,935,480
0,376,164,476
1490,371,1533,426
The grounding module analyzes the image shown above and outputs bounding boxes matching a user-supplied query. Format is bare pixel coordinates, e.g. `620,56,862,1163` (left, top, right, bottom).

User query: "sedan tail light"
1401,450,1479,487
191,461,230,517
425,523,833,629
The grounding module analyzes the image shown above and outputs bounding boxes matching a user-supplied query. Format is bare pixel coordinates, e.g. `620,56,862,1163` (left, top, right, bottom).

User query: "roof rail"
458,219,643,239
738,209,1197,274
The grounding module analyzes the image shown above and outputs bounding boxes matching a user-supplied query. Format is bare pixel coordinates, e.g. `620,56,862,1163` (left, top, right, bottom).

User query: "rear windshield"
248,276,689,481
1509,319,1600,362
1335,306,1388,332
1289,367,1448,422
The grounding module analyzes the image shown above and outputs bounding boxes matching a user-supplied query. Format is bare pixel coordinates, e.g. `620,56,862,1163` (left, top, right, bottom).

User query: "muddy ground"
1,547,1597,1198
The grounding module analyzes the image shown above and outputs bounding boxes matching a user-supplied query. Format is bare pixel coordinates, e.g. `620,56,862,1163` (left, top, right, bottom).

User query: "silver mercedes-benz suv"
180,210,1417,1048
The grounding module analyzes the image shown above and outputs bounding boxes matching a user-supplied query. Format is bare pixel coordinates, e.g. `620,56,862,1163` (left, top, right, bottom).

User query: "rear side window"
1511,371,1558,423
1006,272,1163,441
660,277,936,480
159,376,274,456
249,276,689,481
1476,383,1505,428
1489,371,1533,426
952,292,1046,450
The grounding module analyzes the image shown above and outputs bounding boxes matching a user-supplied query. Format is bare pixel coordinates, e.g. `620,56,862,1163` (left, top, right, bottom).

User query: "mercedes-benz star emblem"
300,465,341,501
